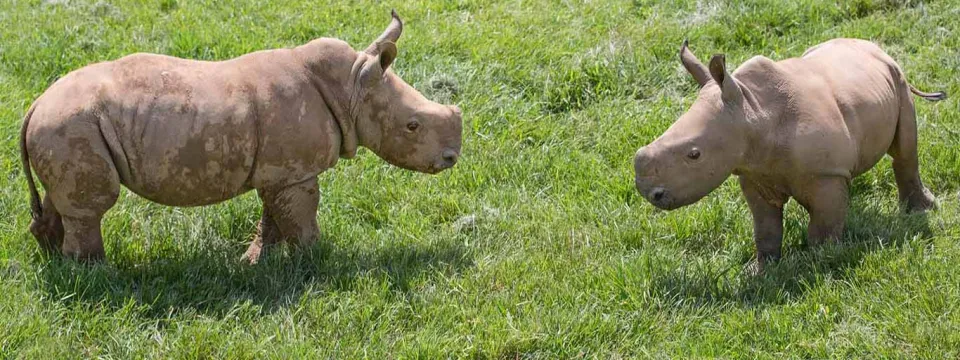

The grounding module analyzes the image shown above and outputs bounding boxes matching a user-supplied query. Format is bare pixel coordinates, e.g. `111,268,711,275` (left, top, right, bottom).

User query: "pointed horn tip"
391,9,401,21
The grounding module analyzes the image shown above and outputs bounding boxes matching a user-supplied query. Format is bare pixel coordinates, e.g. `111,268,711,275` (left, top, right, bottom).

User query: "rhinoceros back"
797,39,903,177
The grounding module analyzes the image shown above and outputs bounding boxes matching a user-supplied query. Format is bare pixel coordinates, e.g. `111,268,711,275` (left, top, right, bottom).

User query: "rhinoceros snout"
427,148,460,174
441,149,459,167
650,187,665,202
645,187,680,210
633,147,680,210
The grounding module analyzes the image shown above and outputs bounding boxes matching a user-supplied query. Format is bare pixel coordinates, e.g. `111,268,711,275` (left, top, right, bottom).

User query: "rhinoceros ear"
365,10,402,57
358,12,400,89
709,54,741,103
680,39,710,87
376,41,398,72
358,42,397,88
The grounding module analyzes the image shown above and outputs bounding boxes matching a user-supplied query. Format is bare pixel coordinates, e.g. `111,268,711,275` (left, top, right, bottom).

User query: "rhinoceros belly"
110,93,259,207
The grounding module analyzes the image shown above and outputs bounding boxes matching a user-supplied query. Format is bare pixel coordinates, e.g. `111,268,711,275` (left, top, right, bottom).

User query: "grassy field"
2,0,959,357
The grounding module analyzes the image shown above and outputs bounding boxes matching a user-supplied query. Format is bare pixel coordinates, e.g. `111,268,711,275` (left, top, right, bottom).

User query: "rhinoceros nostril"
651,188,665,202
441,149,459,166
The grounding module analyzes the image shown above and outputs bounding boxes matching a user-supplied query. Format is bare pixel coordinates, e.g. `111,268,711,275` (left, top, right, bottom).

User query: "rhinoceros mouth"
650,199,683,211
427,163,453,174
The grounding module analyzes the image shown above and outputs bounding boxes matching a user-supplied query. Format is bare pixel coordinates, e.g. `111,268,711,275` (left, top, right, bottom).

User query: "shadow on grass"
34,233,474,318
646,202,934,308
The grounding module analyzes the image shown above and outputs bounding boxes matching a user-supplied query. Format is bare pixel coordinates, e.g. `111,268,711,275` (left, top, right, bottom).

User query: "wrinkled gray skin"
21,11,463,263
634,39,943,271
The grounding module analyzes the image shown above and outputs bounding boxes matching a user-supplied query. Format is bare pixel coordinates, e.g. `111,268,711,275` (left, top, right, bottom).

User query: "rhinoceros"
20,11,463,263
634,39,944,270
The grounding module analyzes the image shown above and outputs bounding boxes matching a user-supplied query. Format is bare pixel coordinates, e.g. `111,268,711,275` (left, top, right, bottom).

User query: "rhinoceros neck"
293,39,361,158
732,62,792,176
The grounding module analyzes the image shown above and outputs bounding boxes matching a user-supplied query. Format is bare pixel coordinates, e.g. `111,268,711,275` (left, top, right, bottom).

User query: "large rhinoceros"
20,11,463,263
634,39,944,270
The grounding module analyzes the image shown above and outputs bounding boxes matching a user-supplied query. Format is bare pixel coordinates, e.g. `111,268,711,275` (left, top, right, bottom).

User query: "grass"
1,0,959,357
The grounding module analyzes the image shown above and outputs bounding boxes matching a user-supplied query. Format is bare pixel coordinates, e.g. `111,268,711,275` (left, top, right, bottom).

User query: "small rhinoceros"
634,39,944,269
20,11,463,263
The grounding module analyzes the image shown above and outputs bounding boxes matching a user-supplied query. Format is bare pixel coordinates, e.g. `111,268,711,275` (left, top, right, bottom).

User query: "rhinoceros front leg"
241,206,282,264
797,177,849,247
740,179,785,271
241,177,319,264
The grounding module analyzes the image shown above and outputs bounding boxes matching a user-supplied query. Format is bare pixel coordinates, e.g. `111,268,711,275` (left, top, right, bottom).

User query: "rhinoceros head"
350,11,463,174
633,41,750,210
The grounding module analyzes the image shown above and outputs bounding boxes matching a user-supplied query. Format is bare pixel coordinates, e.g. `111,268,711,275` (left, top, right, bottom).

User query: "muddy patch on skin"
65,136,116,211
176,135,210,173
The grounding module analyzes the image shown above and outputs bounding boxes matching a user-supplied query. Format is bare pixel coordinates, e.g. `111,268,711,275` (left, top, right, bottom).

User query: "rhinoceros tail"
909,85,947,102
20,102,42,220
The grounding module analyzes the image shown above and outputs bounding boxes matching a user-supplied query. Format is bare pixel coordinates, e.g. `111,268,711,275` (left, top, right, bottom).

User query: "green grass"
2,0,959,357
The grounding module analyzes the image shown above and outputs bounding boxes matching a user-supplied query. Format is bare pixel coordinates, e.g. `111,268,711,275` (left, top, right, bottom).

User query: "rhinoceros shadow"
35,231,474,318
645,197,934,308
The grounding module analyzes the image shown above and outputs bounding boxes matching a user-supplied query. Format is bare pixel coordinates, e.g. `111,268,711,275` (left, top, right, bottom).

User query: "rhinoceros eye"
687,148,701,160
406,120,420,132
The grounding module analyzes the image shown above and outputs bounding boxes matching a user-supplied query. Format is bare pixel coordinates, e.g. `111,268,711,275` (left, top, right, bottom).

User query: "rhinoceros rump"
20,11,463,263
634,39,944,270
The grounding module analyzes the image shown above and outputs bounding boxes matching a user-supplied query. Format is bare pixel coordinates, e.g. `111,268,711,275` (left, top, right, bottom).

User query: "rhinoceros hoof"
241,241,265,265
905,188,937,214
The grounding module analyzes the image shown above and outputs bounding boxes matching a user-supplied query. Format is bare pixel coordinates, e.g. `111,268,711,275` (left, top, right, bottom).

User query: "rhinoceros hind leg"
243,177,319,263
60,216,107,262
889,84,936,213
798,177,849,247
37,124,119,262
29,194,64,255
